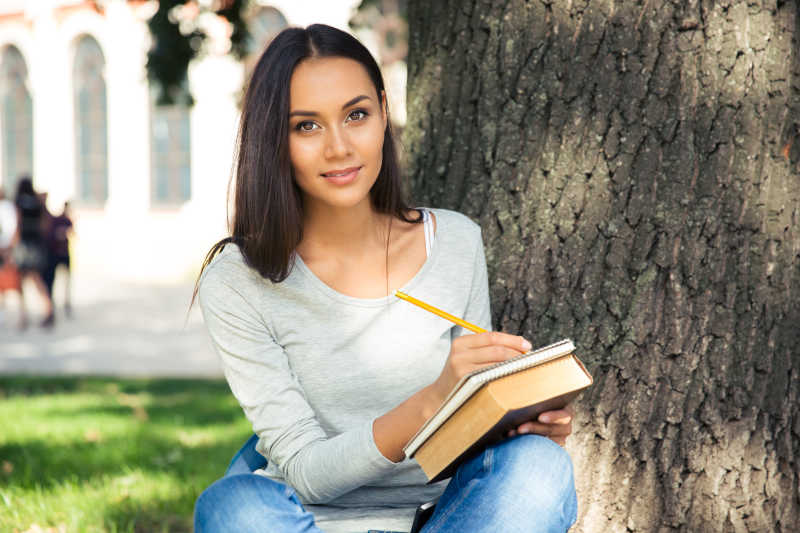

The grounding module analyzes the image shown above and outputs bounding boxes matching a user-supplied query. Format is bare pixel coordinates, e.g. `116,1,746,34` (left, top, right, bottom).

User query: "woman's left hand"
506,405,574,446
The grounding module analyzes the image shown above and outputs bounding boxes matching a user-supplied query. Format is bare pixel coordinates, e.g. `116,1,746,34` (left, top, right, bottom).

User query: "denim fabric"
194,434,577,533
225,434,266,476
419,435,577,532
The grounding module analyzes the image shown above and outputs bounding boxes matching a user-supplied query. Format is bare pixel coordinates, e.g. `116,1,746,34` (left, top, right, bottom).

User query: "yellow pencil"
394,290,487,334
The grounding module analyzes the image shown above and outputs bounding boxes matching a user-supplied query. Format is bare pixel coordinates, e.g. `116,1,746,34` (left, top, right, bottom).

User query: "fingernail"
539,414,551,423
522,339,532,351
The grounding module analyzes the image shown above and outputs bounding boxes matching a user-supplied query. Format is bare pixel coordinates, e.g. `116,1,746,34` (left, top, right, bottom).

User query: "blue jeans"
194,434,578,532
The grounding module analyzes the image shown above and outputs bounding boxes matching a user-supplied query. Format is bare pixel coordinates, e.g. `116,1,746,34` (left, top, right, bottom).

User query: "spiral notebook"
404,339,577,458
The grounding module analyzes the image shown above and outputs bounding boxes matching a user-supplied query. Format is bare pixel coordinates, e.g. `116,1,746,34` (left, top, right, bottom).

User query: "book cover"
405,340,593,482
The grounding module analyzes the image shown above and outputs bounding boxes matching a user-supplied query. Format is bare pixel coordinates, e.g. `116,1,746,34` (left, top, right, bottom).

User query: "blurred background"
0,1,407,531
0,0,408,365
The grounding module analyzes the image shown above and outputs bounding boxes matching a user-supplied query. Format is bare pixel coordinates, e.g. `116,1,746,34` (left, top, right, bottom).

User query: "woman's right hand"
379,331,533,462
429,332,533,406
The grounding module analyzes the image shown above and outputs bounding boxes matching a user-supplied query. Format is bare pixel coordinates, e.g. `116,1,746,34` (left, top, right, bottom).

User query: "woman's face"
288,56,387,212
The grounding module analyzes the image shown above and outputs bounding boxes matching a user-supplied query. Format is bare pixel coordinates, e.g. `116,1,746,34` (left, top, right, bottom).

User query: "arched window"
73,35,108,205
0,45,33,193
150,96,191,205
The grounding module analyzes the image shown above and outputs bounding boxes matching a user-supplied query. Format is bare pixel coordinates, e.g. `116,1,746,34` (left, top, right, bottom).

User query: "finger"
464,345,528,367
516,423,570,446
537,409,573,425
517,421,571,437
455,331,532,353
516,422,551,436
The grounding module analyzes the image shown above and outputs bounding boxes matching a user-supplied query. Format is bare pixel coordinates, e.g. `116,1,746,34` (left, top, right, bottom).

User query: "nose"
324,124,352,160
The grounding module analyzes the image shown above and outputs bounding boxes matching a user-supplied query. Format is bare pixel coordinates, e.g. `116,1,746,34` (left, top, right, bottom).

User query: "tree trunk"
405,1,799,531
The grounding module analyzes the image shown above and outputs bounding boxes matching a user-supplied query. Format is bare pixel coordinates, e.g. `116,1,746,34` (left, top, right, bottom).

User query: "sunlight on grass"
0,377,252,532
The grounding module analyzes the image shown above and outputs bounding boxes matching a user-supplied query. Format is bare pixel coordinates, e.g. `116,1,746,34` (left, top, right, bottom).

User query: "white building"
0,0,367,283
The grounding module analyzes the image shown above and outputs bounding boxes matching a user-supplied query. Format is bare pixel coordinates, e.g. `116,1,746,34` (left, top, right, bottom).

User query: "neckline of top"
292,207,443,308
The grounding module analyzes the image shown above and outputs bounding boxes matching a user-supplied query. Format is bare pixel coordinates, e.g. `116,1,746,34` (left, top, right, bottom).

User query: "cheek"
354,124,386,164
289,138,319,176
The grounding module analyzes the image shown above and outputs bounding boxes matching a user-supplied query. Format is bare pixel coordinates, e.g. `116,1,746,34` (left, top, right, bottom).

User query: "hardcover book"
404,339,593,482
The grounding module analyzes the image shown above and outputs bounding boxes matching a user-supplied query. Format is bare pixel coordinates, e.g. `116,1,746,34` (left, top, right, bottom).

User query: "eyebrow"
289,95,371,118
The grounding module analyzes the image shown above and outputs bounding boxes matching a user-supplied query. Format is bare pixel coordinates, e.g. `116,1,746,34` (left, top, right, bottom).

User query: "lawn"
0,377,252,533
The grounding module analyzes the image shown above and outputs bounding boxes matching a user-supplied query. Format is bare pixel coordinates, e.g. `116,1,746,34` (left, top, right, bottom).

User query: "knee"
194,474,289,533
491,435,577,520
496,434,575,484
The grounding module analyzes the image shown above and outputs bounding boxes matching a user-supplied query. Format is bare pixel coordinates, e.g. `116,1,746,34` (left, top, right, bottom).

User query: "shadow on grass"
0,376,257,532
102,489,196,533
0,376,251,489
0,432,247,489
40,391,245,427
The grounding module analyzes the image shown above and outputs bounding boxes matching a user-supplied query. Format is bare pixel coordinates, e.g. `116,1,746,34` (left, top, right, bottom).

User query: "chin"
305,189,374,211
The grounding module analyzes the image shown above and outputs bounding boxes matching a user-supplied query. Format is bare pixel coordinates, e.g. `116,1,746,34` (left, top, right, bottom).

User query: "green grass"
0,377,252,533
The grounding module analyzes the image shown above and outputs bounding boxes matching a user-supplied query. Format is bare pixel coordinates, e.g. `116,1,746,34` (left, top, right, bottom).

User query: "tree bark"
405,1,799,531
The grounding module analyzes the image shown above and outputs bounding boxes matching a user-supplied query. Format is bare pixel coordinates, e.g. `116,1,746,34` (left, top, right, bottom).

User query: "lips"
321,166,361,178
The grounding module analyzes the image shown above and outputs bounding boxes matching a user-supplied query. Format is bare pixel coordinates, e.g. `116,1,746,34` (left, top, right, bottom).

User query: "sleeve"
453,226,493,338
198,263,399,504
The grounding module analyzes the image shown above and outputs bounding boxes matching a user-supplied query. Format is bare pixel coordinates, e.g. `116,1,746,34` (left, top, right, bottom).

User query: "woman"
194,24,577,533
12,176,54,328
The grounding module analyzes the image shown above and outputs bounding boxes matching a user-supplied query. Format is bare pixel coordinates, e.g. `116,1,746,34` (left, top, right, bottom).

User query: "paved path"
0,273,222,377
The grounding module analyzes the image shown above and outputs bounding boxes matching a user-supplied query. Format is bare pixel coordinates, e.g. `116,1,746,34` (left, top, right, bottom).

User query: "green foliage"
146,0,409,106
146,0,250,106
0,376,251,532
146,0,201,106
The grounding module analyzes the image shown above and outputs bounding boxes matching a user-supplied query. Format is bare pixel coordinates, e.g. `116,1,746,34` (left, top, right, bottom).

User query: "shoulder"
421,208,485,275
427,208,480,231
427,208,483,245
198,244,267,308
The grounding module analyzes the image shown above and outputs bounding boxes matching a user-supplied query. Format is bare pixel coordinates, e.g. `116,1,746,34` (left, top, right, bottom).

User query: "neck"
298,199,389,260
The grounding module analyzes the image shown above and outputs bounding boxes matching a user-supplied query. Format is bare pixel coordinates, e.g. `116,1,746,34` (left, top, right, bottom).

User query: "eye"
346,109,369,122
295,121,319,132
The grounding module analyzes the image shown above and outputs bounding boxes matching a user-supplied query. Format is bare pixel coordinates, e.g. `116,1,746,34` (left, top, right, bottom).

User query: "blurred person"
0,186,24,328
39,191,55,293
44,201,74,317
13,176,54,328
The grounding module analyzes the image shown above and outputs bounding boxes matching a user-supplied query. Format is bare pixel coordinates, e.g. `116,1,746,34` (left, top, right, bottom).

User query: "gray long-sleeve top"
198,208,492,532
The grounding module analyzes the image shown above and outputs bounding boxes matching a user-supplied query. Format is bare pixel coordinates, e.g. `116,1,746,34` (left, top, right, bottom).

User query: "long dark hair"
193,24,418,303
